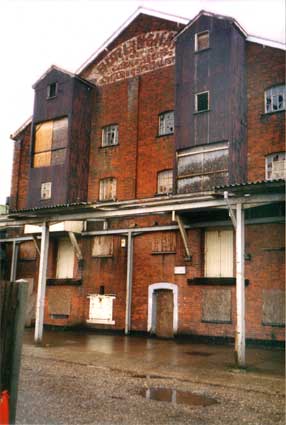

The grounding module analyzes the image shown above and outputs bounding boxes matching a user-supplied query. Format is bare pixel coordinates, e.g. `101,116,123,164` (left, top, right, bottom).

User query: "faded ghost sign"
86,31,176,85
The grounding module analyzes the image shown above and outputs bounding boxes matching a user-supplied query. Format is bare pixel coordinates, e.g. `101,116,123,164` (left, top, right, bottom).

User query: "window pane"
34,121,53,153
197,92,209,111
51,148,66,165
197,32,209,51
159,111,174,135
34,151,51,168
157,170,173,194
102,125,118,146
265,85,286,113
99,178,117,200
52,117,68,149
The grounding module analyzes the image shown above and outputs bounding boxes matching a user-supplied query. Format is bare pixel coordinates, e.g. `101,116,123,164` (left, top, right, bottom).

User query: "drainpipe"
34,222,49,344
235,203,245,367
125,230,133,334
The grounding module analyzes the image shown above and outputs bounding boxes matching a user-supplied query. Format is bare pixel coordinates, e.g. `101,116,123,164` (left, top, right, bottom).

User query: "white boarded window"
87,294,115,324
265,152,286,180
157,170,173,194
99,177,117,201
152,232,176,253
195,31,209,51
205,229,233,277
102,125,118,147
92,236,113,257
56,238,74,279
265,85,286,113
158,111,174,136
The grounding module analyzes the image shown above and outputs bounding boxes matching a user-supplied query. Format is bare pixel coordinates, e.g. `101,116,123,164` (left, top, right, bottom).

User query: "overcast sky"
0,0,285,205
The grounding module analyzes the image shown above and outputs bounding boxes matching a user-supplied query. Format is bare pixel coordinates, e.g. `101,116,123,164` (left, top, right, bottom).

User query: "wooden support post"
176,214,191,259
9,280,28,425
68,231,83,260
125,231,133,335
235,203,246,368
32,236,41,256
34,223,49,344
10,241,19,282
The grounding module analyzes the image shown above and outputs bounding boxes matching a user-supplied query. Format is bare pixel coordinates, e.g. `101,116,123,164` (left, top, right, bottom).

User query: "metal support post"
235,203,246,367
125,231,133,335
34,222,49,344
10,241,19,282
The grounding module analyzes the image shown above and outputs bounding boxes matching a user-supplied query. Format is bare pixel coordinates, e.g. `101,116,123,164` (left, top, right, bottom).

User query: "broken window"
92,236,113,257
204,229,233,278
195,92,209,112
157,170,173,194
102,124,119,147
33,117,68,168
47,82,58,99
152,232,176,254
265,85,285,113
177,142,229,193
158,111,174,136
41,182,52,200
99,177,117,201
195,31,209,51
266,152,286,180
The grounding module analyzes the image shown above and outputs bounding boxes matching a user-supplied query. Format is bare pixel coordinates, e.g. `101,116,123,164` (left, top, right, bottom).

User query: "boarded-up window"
33,117,68,168
195,31,209,51
18,241,36,260
56,238,74,279
152,232,176,253
99,178,117,201
157,170,173,194
262,290,285,326
158,111,174,136
202,289,232,323
177,142,228,193
205,229,233,277
92,236,113,257
41,182,52,200
265,152,286,180
87,294,115,324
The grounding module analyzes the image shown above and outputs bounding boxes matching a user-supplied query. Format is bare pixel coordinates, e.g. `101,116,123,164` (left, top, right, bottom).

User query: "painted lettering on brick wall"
87,31,176,85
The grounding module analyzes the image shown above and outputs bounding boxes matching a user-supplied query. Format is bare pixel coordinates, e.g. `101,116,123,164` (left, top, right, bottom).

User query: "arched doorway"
147,283,178,338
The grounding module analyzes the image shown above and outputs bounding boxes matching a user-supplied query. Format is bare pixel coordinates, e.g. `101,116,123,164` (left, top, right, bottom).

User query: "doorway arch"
147,282,178,335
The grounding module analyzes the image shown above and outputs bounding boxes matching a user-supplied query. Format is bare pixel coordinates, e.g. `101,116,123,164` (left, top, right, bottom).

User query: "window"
56,238,74,279
99,177,117,201
265,85,286,113
41,182,52,200
102,125,118,147
152,232,176,254
47,82,57,99
204,229,233,278
195,92,209,112
92,236,113,257
195,31,209,51
33,117,68,168
266,152,286,180
177,142,228,193
158,111,174,136
157,170,173,194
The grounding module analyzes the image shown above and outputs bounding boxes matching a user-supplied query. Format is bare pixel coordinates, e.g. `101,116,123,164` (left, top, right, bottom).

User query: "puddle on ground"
141,388,218,407
185,351,213,357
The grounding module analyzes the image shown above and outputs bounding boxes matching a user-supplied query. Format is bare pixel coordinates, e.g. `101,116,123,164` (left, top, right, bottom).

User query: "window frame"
265,151,286,180
99,177,117,201
158,110,175,136
264,84,286,114
195,30,210,52
157,169,173,195
101,124,119,147
47,82,58,99
195,91,210,113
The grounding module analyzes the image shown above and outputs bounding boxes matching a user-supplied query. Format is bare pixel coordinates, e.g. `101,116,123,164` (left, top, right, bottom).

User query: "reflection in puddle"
185,351,213,357
142,388,217,407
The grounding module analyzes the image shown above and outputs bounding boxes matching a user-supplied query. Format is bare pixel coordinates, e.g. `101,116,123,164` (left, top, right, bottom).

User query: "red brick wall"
247,42,285,182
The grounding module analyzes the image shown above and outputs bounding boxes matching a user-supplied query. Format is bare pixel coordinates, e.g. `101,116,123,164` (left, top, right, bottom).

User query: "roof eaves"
246,35,286,51
76,6,188,75
10,116,32,141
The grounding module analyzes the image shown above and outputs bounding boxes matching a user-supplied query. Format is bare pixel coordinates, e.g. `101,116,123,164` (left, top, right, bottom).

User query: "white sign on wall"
174,266,186,275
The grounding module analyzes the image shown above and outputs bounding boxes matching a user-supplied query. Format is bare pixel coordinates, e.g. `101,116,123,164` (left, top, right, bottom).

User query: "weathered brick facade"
5,10,285,343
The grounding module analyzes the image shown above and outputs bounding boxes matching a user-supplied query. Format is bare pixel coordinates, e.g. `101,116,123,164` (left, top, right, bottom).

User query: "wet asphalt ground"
16,330,285,424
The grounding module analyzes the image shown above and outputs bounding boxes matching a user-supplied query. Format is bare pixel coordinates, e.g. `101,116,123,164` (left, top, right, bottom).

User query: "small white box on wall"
174,266,186,275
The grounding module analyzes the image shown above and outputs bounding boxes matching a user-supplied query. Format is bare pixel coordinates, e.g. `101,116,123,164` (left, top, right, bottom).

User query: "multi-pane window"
204,229,233,278
265,152,286,180
41,182,52,200
158,111,174,136
265,85,286,113
195,31,209,51
195,91,209,112
33,117,68,168
99,177,117,201
157,170,173,194
102,125,118,146
47,82,57,99
92,236,113,257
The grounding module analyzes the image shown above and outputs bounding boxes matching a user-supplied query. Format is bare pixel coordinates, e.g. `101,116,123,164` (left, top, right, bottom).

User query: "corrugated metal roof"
9,201,92,215
215,179,285,190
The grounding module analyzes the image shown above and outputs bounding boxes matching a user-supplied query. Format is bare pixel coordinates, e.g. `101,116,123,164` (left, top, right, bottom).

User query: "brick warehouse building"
0,8,285,363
